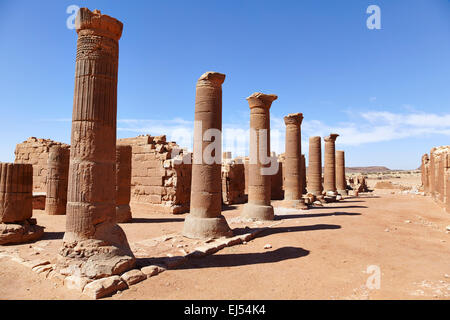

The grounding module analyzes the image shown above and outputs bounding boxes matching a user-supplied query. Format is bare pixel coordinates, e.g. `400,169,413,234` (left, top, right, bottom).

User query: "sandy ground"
0,179,449,300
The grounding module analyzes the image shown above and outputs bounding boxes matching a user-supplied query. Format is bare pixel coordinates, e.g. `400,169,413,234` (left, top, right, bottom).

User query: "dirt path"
1,192,449,300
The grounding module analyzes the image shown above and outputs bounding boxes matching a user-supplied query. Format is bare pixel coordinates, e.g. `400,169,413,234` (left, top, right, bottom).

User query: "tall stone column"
57,8,134,279
283,113,307,209
116,145,132,223
307,136,323,199
45,146,70,215
336,150,347,196
301,154,307,194
0,163,44,245
323,134,339,195
241,93,278,220
182,71,232,239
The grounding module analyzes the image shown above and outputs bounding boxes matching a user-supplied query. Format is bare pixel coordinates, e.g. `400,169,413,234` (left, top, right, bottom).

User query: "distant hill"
345,166,390,173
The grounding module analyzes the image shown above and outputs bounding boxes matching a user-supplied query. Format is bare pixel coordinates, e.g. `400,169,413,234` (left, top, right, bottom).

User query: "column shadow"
174,246,310,269
275,212,361,220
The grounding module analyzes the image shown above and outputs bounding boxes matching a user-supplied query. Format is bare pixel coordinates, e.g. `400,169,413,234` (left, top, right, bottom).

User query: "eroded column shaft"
183,71,231,239
45,146,70,215
60,9,134,277
0,163,33,223
336,150,347,195
323,134,339,194
116,145,132,223
307,136,323,196
241,93,277,220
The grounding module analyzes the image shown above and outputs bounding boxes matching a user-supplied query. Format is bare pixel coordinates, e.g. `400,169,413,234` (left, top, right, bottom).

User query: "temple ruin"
421,146,450,213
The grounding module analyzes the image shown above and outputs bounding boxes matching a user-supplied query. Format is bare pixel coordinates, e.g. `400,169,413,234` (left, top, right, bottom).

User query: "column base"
182,215,233,239
338,190,348,196
326,191,338,196
57,223,136,279
116,204,132,223
0,220,44,245
241,203,274,221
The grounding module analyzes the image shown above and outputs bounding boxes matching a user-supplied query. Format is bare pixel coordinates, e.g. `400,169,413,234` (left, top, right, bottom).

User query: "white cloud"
43,110,450,158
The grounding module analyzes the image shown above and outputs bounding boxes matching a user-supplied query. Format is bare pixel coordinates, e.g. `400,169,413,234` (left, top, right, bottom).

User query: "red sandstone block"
134,176,164,186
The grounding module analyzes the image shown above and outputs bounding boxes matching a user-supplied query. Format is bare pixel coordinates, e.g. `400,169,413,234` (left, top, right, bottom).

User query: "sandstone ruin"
323,133,339,196
222,153,246,205
335,150,347,196
182,72,232,239
45,145,70,215
307,136,323,200
241,93,278,221
283,113,307,209
116,145,132,223
0,163,44,245
57,8,135,279
421,146,450,213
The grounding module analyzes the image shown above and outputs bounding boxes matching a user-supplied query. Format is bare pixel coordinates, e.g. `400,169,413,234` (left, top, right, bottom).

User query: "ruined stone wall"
423,146,450,213
420,154,430,193
14,137,70,192
117,135,192,214
222,160,246,205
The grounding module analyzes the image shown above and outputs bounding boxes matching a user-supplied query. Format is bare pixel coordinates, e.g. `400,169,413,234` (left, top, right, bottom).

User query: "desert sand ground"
0,172,449,300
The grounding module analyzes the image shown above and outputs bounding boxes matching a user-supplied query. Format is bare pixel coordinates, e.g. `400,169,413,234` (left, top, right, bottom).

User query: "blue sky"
0,0,449,169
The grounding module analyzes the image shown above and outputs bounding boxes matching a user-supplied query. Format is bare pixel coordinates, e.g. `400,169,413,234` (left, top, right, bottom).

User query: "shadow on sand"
173,246,310,269
275,212,361,220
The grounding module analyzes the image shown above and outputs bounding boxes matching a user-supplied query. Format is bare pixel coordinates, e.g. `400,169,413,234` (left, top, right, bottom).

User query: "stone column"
241,93,278,220
45,146,70,215
58,8,134,279
116,145,132,223
323,134,339,195
283,113,307,209
301,154,307,194
336,150,347,196
182,71,232,239
307,136,323,199
0,163,44,244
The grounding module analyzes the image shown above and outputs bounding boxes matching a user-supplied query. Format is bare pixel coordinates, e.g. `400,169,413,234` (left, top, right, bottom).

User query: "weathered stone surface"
116,145,132,223
0,163,33,223
118,135,192,214
323,134,339,195
222,159,246,205
183,72,232,239
307,137,323,199
241,93,278,221
283,113,307,209
14,137,69,192
83,275,127,299
421,146,450,213
335,150,347,196
141,265,165,277
64,275,92,291
120,269,146,285
57,8,134,279
45,146,70,215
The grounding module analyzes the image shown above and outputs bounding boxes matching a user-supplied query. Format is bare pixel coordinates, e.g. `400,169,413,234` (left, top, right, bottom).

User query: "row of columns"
1,8,349,281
